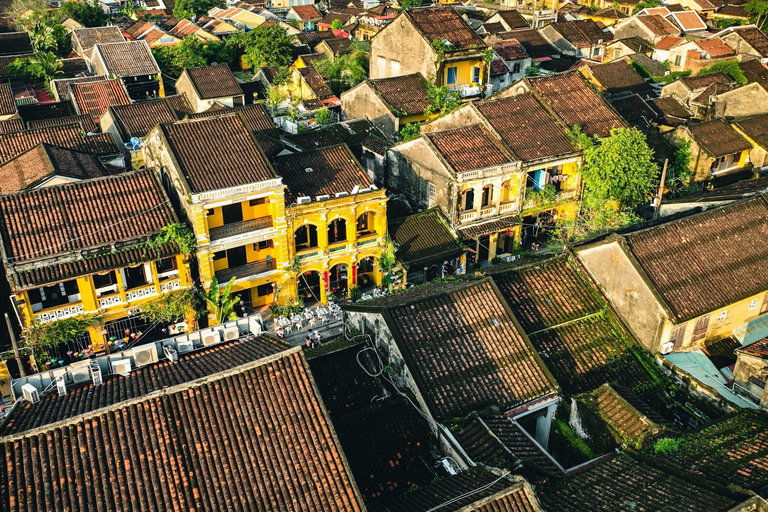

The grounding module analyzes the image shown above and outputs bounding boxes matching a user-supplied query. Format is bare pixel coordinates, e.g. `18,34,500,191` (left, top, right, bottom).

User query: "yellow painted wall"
442,58,486,87
206,199,273,230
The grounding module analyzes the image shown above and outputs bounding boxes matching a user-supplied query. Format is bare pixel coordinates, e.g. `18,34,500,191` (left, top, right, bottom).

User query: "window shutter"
691,314,710,342
670,323,686,350
761,291,768,314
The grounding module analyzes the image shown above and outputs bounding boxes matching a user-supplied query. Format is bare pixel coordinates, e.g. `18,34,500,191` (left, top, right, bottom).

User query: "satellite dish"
130,137,141,149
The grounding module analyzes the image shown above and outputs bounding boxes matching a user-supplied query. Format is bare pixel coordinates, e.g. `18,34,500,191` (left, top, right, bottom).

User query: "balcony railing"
447,84,483,98
329,242,350,254
209,216,273,242
215,258,277,283
98,293,124,309
357,235,379,248
479,206,496,217
125,284,158,303
459,210,477,222
499,201,519,214
34,303,85,324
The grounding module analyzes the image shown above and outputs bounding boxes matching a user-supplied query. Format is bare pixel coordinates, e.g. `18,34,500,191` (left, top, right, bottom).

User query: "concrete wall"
576,240,668,352
733,352,767,400
370,15,437,81
540,25,579,57
668,126,714,182
340,82,399,141
420,103,485,133
713,83,768,119
614,21,657,44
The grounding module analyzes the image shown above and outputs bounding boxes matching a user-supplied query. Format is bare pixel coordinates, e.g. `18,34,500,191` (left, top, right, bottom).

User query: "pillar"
77,276,98,313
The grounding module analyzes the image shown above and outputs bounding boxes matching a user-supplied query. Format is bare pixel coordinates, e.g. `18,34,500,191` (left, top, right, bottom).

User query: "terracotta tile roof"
551,19,610,47
484,22,506,34
691,0,716,9
94,40,160,77
0,170,176,264
695,37,735,57
679,70,735,92
372,467,538,512
588,60,652,95
184,102,280,138
364,278,559,420
498,10,529,29
0,118,23,134
687,118,751,157
0,32,32,55
271,144,370,203
291,3,322,19
0,142,106,194
368,73,431,116
0,82,15,116
527,71,626,137
455,413,562,476
459,217,520,239
164,92,194,115
610,36,652,53
593,6,629,19
427,123,515,172
183,63,243,100
408,6,486,51
168,19,202,38
648,95,691,125
72,26,125,54
69,78,131,119
298,66,335,99
300,97,325,110
733,26,768,58
739,59,768,85
108,98,178,140
50,74,108,102
739,336,768,358
322,37,353,55
636,14,680,36
654,35,684,50
491,57,511,75
581,384,662,448
667,11,708,31
701,335,741,368
0,124,118,164
647,410,768,491
27,114,98,134
716,4,750,16
734,113,768,149
295,29,337,47
498,29,557,59
493,40,529,61
624,196,768,321
0,345,365,512
160,115,276,193
16,100,75,123
284,118,388,156
389,208,463,268
610,94,657,123
541,453,744,511
14,243,176,289
476,94,575,161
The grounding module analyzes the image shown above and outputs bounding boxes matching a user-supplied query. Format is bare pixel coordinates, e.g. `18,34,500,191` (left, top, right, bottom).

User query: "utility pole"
5,313,24,377
653,159,668,220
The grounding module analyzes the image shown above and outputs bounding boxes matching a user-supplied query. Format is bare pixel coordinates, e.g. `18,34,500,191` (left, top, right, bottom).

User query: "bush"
653,437,683,454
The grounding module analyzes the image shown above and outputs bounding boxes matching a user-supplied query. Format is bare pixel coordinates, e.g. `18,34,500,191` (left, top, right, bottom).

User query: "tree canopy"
8,51,63,84
172,0,224,19
424,84,461,117
227,24,295,68
316,53,367,94
153,37,236,78
59,0,109,27
746,0,768,29
697,59,747,84
572,126,659,209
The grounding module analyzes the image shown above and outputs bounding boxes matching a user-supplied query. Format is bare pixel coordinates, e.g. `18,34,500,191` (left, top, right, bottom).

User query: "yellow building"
143,114,289,313
0,171,193,354
270,144,390,303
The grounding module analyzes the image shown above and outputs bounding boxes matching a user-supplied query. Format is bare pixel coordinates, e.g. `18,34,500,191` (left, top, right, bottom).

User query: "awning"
459,217,519,239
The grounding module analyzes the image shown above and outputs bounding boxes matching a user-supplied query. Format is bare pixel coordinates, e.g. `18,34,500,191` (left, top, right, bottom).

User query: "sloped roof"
16,101,75,123
0,82,15,116
0,124,117,164
109,98,179,139
0,118,23,134
0,31,32,55
389,208,463,268
298,66,335,100
654,35,684,50
610,93,657,123
69,78,131,119
349,278,559,420
732,26,768,57
271,144,370,203
581,383,663,448
476,94,575,161
183,63,243,100
283,118,388,154
551,19,611,47
51,74,108,102
666,10,708,31
291,4,322,19
407,6,486,51
624,196,768,321
72,26,125,54
498,28,557,59
695,36,734,57
27,114,98,134
588,60,652,95
94,40,160,76
0,170,175,264
734,113,768,149
0,143,106,194
739,59,768,85
426,123,516,173
185,102,279,137
160,115,276,193
687,118,752,157
648,95,692,125
368,73,431,116
527,71,626,137
497,9,529,29
636,14,680,36
490,57,510,75
0,343,365,511
493,39,529,61
593,6,629,19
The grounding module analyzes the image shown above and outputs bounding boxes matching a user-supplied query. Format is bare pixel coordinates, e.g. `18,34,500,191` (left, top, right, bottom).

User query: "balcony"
328,242,351,255
125,284,158,303
479,206,496,217
459,210,478,222
447,83,483,98
357,234,379,248
98,292,124,309
215,258,277,283
33,303,85,324
499,201,519,214
209,216,273,243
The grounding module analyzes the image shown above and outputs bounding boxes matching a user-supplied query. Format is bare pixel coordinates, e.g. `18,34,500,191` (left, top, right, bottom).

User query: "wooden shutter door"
691,314,710,342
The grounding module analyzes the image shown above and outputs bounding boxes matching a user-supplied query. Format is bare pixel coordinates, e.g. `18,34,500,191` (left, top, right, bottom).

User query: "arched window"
356,212,378,236
294,224,318,252
327,218,347,244
481,185,493,207
462,189,475,211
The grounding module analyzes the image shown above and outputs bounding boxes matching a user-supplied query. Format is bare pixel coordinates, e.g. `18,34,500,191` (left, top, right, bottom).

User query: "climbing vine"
145,223,196,255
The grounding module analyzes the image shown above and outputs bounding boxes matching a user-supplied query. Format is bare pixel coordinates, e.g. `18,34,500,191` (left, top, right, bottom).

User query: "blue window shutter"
534,170,547,190
447,67,457,85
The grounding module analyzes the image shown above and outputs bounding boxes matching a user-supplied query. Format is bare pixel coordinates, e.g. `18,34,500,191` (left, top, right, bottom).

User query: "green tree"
697,59,748,84
316,54,366,94
667,138,693,191
633,0,659,13
21,315,100,367
551,193,642,247
331,18,343,30
8,50,63,83
139,289,195,324
59,0,109,27
399,122,421,141
572,126,659,209
265,84,285,115
315,107,332,125
6,0,51,31
526,61,541,76
152,37,237,78
423,83,461,117
172,0,224,19
199,276,239,325
745,0,768,29
227,24,295,68
400,0,423,8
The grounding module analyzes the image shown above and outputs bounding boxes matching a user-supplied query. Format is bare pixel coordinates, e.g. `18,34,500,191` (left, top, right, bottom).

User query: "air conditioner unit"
21,383,39,404
70,360,93,385
56,377,67,397
163,346,178,363
223,325,240,341
132,344,159,367
316,194,330,201
335,191,348,197
660,342,675,355
202,329,221,347
297,196,311,204
111,359,132,376
176,338,194,353
249,316,262,336
352,185,360,194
